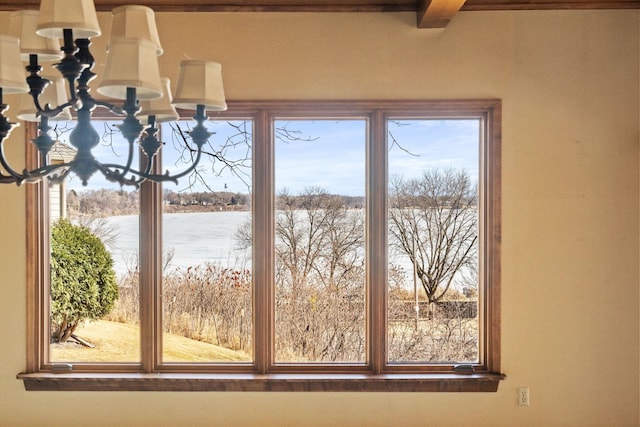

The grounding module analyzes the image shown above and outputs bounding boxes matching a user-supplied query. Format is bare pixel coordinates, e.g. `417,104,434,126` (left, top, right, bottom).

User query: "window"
20,100,503,391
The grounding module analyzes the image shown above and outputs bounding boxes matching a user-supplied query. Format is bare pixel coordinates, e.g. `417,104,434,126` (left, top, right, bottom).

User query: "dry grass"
50,320,250,363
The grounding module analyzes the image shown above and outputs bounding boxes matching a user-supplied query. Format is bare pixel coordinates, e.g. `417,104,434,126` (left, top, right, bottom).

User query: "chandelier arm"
97,148,203,185
19,161,71,183
46,166,74,186
0,141,24,184
0,174,20,184
96,161,157,188
139,146,203,184
33,99,74,119
137,151,155,178
101,109,209,186
0,90,25,184
129,105,210,184
94,100,124,116
107,134,161,188
95,123,152,188
111,88,145,183
99,166,141,188
107,133,136,183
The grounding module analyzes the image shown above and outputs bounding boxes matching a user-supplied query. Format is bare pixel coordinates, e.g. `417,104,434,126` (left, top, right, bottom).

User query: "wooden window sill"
18,372,505,392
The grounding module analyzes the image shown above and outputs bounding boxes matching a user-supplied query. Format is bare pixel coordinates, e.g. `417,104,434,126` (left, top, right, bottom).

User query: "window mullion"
253,110,274,374
482,105,501,373
26,123,49,371
139,157,163,372
368,110,387,374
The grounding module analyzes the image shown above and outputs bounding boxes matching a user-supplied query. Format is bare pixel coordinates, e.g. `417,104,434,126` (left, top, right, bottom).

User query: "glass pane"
274,119,366,363
49,121,140,363
161,120,253,363
387,119,480,364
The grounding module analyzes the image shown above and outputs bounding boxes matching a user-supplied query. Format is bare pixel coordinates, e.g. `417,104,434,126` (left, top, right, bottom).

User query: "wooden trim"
139,154,163,371
484,100,502,373
368,110,387,374
0,1,416,12
18,372,505,392
253,109,272,374
22,99,504,392
0,0,635,12
380,99,501,374
25,122,46,373
417,0,467,28
461,0,640,10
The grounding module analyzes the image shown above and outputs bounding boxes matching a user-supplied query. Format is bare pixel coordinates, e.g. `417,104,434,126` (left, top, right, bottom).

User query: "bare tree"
389,168,478,305
234,186,367,361
164,120,253,193
167,119,317,193
274,187,366,362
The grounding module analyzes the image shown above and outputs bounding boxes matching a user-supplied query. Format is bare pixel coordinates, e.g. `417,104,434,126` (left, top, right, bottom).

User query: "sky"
60,117,480,195
275,119,366,196
275,118,479,197
387,119,480,186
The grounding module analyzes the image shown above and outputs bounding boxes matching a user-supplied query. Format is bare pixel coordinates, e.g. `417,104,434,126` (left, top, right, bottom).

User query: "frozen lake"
104,210,445,286
105,211,252,276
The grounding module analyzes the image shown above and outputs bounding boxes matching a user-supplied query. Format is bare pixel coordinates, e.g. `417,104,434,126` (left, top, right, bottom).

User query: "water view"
105,211,252,276
52,116,481,365
105,209,440,285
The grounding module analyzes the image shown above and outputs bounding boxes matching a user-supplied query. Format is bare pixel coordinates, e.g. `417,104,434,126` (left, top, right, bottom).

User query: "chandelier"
0,0,227,187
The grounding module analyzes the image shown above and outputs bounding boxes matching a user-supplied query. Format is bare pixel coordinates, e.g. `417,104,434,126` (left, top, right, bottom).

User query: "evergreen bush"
50,218,118,342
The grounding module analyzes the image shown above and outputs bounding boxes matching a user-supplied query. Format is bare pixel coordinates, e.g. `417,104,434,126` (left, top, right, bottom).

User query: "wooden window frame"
19,99,504,392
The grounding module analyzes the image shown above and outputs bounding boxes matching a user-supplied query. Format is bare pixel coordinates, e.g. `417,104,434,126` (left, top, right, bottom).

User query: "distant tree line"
67,189,139,218
67,188,364,219
67,189,251,218
274,191,364,210
163,190,249,209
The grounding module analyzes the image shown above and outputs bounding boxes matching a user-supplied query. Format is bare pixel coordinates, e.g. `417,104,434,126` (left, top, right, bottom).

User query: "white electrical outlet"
518,387,530,406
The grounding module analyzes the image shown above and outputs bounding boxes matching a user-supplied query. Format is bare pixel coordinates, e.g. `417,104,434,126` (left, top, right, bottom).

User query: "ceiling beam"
417,0,467,28
0,0,637,13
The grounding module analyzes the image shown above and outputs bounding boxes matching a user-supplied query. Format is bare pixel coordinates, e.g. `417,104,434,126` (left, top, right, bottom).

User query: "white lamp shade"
172,60,227,111
9,10,62,62
0,36,29,94
109,5,163,56
96,38,163,100
17,75,71,122
36,0,101,39
137,78,179,123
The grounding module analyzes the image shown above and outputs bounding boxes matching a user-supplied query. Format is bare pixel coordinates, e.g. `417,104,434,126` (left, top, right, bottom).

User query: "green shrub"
50,218,118,342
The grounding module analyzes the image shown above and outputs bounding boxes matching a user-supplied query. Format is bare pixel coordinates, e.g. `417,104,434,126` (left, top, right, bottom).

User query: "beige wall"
0,9,637,427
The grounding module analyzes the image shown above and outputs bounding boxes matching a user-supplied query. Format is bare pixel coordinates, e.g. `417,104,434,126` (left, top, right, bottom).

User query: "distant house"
48,141,76,223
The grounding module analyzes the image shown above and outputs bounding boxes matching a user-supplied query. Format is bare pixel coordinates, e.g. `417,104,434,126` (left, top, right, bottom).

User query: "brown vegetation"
87,169,480,363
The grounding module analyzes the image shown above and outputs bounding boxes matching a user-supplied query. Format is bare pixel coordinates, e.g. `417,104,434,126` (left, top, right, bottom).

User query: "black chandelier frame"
0,29,212,187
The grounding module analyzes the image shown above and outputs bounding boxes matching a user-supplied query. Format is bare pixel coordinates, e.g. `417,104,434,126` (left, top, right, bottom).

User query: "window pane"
49,121,140,363
161,120,253,363
387,119,480,364
274,119,366,363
